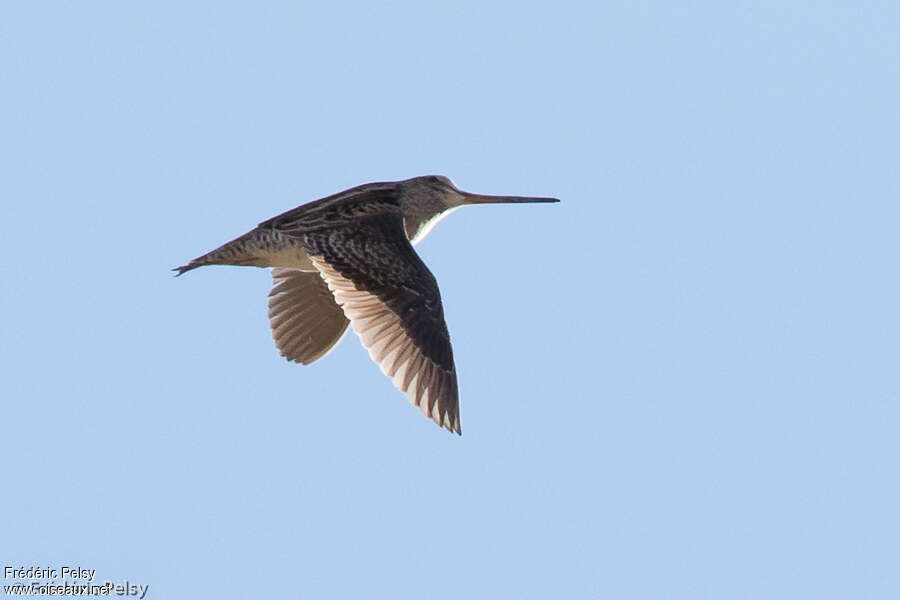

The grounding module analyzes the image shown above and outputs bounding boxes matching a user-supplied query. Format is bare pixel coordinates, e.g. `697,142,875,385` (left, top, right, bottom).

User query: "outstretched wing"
301,212,461,434
268,268,350,365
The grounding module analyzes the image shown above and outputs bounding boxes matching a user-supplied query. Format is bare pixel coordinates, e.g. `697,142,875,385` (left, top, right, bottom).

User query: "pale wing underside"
310,256,461,434
268,268,349,365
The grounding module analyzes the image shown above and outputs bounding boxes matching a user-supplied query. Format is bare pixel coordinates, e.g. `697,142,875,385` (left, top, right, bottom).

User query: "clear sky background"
2,2,898,598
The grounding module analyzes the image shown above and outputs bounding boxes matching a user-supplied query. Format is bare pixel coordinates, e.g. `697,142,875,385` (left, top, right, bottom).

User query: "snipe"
175,175,558,434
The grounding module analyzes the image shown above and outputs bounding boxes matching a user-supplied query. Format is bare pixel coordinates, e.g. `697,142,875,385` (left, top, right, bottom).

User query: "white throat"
409,207,460,245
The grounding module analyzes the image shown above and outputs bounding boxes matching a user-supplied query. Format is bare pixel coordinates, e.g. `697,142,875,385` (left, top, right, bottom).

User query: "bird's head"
398,175,559,244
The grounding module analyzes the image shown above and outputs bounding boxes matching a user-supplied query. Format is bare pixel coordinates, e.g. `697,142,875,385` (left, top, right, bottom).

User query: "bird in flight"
175,175,558,434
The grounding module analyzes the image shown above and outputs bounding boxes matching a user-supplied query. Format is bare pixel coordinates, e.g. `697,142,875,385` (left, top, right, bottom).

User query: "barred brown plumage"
175,175,558,435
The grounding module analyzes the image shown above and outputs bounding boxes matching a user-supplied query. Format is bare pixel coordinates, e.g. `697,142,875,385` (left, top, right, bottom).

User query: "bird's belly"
242,229,319,271
262,245,317,271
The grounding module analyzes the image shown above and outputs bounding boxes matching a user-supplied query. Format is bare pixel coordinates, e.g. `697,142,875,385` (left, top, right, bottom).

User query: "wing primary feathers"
302,214,461,434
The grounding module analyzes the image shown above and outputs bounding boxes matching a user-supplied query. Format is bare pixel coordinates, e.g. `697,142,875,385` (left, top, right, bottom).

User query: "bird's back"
259,181,401,234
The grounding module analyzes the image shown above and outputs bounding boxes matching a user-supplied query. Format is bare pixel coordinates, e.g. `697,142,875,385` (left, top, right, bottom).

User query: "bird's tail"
173,229,266,276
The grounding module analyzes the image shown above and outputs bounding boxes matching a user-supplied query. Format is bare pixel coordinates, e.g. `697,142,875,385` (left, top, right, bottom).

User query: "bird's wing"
301,212,461,434
268,268,350,365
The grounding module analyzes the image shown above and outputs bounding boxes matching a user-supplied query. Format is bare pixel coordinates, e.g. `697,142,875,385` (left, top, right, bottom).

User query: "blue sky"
2,2,898,598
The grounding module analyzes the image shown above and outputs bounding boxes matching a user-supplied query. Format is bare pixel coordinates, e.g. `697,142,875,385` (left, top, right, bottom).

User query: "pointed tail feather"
172,229,269,276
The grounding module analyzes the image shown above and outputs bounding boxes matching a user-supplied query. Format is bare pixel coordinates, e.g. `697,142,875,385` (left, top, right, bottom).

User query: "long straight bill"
460,192,560,205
